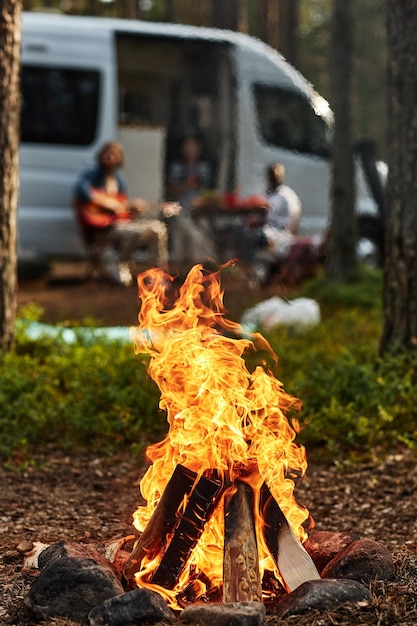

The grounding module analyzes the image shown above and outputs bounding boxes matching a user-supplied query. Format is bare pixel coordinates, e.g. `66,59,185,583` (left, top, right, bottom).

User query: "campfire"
122,263,320,609
21,263,397,625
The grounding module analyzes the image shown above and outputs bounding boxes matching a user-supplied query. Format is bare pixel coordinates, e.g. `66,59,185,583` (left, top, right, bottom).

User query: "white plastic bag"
240,296,320,331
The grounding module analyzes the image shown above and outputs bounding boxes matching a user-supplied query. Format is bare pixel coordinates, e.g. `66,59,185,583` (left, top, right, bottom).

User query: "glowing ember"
128,263,312,608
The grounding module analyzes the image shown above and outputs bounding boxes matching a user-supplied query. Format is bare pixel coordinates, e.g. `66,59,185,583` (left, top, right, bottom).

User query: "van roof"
22,11,331,120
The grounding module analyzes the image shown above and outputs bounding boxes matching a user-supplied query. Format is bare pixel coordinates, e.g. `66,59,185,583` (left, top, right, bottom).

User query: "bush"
264,268,417,462
0,316,165,463
3,267,416,465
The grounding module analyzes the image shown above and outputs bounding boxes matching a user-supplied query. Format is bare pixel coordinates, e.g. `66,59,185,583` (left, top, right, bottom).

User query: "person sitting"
166,135,215,265
73,141,169,285
235,163,302,286
262,162,302,252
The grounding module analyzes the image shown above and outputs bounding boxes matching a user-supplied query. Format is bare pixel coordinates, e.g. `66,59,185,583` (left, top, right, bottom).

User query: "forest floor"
1,451,416,625
15,260,262,327
1,261,416,625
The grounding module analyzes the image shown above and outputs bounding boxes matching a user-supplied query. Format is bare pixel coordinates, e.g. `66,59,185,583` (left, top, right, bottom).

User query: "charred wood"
150,474,223,589
123,464,196,581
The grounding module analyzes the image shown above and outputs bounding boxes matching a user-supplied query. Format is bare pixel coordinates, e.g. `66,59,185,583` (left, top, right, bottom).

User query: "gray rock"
181,601,266,626
304,531,360,574
38,540,111,571
322,538,396,583
88,588,176,626
274,578,372,619
25,556,124,624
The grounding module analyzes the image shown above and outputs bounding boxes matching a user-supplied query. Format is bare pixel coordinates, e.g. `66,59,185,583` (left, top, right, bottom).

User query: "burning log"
123,464,197,581
150,474,223,589
260,482,320,591
223,480,262,603
124,266,317,604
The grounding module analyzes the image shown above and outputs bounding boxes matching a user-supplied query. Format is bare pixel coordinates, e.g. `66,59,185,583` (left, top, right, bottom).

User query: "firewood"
260,482,320,591
123,464,197,581
223,480,262,603
150,474,223,589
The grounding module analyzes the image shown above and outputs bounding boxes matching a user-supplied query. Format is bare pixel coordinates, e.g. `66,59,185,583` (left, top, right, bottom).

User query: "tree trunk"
260,0,298,65
278,0,299,66
165,0,176,22
381,1,417,352
166,0,210,26
121,0,139,19
86,0,100,16
0,0,21,352
325,0,357,283
260,0,279,50
212,0,248,32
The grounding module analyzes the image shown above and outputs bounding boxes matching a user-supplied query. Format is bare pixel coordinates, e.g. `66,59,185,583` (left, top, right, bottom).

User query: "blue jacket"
74,165,127,203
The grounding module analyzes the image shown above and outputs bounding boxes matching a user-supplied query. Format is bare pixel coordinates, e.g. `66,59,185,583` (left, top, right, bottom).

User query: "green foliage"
0,318,165,463
3,267,416,465
298,265,383,312
298,0,387,158
264,268,417,462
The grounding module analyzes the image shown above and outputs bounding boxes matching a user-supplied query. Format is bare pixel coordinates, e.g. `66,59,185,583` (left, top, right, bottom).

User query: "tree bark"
86,0,100,16
121,0,139,20
167,0,210,26
325,0,357,283
260,0,279,50
278,0,299,66
260,0,298,65
165,0,176,22
381,1,417,352
0,0,21,351
212,0,248,32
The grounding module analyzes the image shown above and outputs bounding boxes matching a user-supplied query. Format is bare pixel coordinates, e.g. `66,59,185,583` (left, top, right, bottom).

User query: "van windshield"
21,65,100,146
253,83,330,158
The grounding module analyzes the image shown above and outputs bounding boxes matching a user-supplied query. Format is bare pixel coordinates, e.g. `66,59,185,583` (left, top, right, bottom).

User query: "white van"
19,12,380,260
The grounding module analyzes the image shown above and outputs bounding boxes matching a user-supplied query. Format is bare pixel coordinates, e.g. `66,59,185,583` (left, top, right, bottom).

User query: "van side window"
253,84,330,157
21,65,100,145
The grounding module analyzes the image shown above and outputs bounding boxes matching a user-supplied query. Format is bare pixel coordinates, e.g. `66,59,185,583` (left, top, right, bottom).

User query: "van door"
115,33,235,201
19,16,116,259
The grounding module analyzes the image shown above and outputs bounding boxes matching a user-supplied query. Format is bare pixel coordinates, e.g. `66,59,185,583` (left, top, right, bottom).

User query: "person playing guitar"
77,188,145,229
73,141,170,284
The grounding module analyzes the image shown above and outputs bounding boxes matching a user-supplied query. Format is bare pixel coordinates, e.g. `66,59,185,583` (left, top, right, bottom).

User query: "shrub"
264,269,417,462
3,267,416,465
0,320,165,462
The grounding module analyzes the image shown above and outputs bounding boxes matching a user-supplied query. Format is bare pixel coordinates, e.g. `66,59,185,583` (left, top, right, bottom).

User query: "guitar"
75,189,182,231
75,189,132,230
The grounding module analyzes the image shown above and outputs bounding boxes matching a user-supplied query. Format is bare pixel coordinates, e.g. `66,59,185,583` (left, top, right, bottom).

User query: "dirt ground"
1,452,417,625
15,260,262,327
1,261,416,625
16,262,155,328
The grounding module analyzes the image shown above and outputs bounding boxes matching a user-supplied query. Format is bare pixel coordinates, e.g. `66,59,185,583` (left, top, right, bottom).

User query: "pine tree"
0,0,21,351
381,1,417,351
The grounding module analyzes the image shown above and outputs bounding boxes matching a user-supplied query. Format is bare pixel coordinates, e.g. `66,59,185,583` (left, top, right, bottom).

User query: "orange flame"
130,264,309,606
